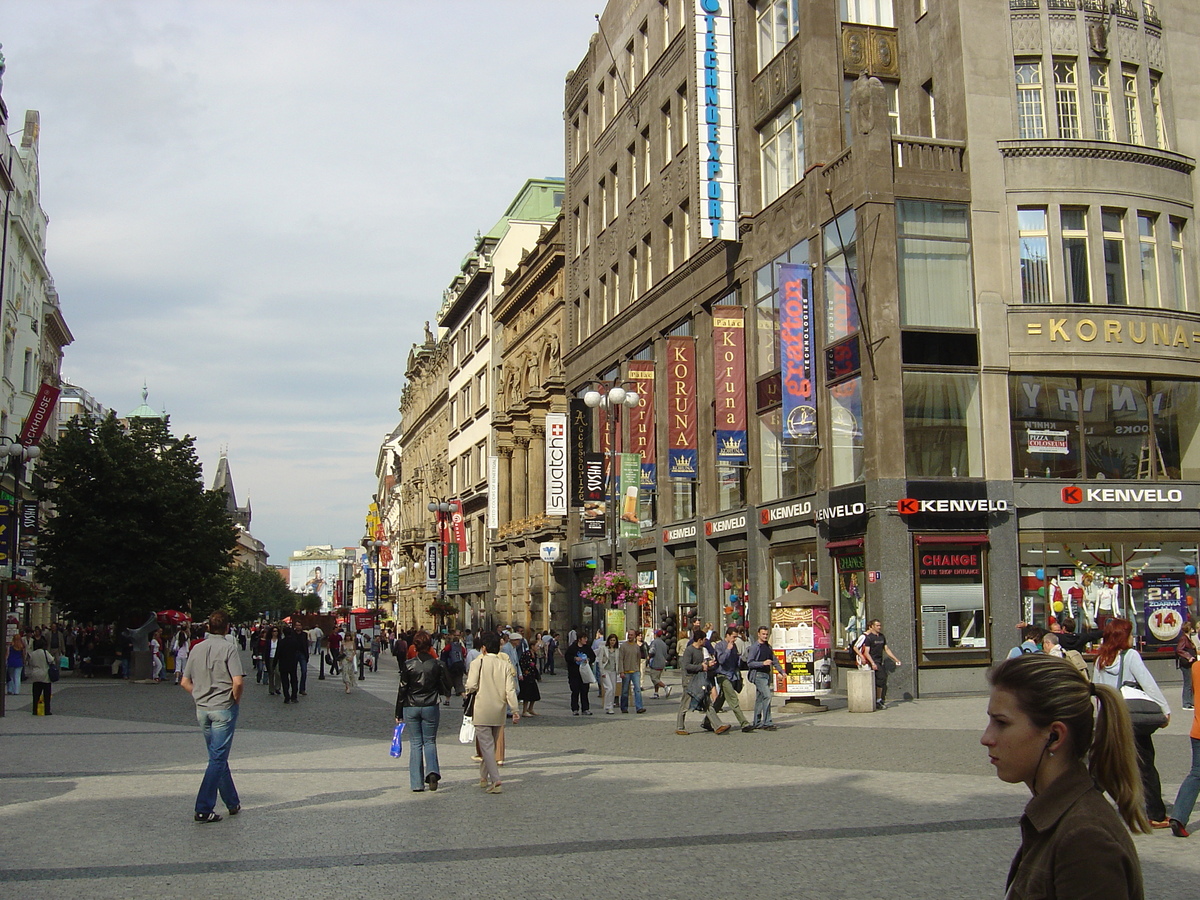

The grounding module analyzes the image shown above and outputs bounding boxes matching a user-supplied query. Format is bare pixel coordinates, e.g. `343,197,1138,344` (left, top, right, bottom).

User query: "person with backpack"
1007,624,1045,658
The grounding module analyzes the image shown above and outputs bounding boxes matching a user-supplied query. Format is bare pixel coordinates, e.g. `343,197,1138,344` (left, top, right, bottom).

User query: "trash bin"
847,667,875,713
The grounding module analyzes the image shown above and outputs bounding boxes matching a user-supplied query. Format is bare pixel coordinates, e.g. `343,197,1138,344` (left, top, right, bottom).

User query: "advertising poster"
1143,573,1187,649
605,607,626,640
619,452,641,538
627,362,656,488
712,306,747,461
769,605,832,697
777,263,816,438
667,336,698,477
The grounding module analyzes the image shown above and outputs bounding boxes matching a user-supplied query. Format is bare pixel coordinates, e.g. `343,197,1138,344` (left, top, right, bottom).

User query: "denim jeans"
1170,737,1200,827
620,671,643,712
297,654,308,693
6,666,21,694
749,670,773,727
195,705,240,814
403,705,441,790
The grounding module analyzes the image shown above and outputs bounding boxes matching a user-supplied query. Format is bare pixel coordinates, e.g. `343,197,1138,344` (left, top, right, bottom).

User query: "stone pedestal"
847,667,876,713
131,649,153,681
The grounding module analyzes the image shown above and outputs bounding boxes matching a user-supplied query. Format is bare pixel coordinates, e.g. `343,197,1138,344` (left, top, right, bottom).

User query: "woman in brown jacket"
982,653,1147,899
464,632,518,794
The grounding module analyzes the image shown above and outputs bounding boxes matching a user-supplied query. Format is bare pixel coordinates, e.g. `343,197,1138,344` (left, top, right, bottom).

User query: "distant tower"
123,382,166,421
211,449,251,530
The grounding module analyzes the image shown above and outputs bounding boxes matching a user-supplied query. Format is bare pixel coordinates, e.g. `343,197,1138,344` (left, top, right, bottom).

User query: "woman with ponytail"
983,653,1147,899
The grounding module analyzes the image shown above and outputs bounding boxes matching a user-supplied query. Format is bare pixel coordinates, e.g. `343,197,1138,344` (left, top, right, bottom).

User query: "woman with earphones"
982,653,1147,899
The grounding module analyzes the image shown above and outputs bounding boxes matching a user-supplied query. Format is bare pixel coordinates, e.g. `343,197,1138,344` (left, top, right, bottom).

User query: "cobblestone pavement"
2,653,1198,899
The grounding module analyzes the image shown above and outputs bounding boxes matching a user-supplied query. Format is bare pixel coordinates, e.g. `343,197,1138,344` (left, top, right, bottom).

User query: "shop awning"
825,538,864,550
770,586,834,607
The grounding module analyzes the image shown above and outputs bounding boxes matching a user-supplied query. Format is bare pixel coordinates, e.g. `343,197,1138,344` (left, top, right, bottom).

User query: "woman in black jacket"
396,631,452,792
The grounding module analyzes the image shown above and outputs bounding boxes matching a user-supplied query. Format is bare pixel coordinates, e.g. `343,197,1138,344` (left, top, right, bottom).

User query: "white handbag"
458,716,476,744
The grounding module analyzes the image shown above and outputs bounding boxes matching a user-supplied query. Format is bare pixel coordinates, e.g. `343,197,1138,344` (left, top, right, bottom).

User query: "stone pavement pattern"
2,656,1199,899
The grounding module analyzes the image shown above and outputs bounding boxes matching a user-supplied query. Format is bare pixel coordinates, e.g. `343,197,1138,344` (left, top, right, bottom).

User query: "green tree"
297,593,323,614
214,564,305,622
37,414,237,623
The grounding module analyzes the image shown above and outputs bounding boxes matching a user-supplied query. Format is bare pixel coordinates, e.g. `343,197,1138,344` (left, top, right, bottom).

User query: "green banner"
447,543,459,592
605,607,626,639
619,452,640,538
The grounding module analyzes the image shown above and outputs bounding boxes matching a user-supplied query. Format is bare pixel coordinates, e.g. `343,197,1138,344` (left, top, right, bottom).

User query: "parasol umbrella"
156,609,191,626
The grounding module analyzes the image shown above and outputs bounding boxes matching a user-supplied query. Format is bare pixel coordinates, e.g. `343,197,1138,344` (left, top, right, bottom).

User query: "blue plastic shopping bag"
390,722,404,758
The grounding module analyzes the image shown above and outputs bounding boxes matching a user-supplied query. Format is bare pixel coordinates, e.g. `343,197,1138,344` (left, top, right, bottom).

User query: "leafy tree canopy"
37,414,236,624
214,564,307,622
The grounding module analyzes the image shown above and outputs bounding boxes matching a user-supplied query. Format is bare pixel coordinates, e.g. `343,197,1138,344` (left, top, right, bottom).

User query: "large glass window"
1169,219,1187,311
1061,207,1090,304
824,209,859,343
916,539,988,652
904,372,983,477
761,98,805,207
717,553,748,632
1123,66,1142,144
1150,73,1166,149
1011,376,1200,481
675,558,698,628
1020,534,1200,656
757,0,800,70
1138,213,1160,307
1018,207,1050,303
1103,208,1128,305
834,550,867,651
1091,62,1113,141
717,464,747,512
841,0,894,26
772,543,818,595
1016,61,1046,139
897,200,973,327
1054,60,1081,138
830,377,864,485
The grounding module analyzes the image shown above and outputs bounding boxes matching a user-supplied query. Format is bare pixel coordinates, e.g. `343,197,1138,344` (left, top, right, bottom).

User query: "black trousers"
32,681,51,713
280,661,299,700
1134,730,1167,821
568,672,590,711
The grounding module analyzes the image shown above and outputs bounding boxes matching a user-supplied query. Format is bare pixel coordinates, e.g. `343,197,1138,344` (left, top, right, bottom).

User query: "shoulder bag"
1117,650,1168,735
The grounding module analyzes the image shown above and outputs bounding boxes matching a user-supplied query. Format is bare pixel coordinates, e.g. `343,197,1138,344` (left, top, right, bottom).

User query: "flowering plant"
580,570,651,607
426,599,457,618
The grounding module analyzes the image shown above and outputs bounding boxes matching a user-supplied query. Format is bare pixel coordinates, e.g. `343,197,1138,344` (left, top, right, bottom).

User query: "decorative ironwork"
1113,0,1136,18
1009,0,1039,9
1046,0,1075,9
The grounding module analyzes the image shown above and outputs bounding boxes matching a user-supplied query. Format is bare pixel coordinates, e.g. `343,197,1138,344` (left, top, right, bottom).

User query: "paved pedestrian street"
2,659,1199,899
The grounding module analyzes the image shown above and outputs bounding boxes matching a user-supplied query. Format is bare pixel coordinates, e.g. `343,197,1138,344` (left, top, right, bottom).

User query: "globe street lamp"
582,384,639,580
363,539,385,679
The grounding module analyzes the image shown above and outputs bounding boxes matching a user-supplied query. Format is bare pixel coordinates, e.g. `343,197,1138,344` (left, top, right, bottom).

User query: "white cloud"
5,0,593,559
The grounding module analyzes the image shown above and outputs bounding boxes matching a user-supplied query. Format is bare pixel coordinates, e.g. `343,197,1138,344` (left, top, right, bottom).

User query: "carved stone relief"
1010,14,1042,55
1048,15,1076,54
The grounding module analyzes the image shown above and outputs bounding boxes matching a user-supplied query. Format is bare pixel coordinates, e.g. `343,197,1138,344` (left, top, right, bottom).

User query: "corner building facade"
562,0,1200,695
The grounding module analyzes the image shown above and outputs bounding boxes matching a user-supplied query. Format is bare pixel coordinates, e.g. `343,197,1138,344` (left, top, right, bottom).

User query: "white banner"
545,412,568,516
487,455,499,528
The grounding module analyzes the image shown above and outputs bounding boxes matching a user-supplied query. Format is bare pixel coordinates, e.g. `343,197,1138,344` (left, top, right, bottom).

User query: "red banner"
626,362,656,487
667,336,697,478
19,383,61,446
450,499,467,553
712,306,747,461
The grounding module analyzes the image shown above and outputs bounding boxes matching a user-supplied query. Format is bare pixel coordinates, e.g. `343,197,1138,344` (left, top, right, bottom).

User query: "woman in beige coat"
464,632,518,793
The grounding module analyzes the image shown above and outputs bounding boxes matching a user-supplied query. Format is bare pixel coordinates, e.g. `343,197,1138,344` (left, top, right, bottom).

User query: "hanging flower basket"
426,599,457,618
581,571,651,607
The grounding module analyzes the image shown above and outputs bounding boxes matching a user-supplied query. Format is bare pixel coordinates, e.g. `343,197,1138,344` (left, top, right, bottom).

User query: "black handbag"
463,692,476,717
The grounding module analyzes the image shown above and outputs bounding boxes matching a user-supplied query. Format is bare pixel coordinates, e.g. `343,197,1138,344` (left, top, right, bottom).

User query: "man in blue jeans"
181,610,244,823
745,626,785,731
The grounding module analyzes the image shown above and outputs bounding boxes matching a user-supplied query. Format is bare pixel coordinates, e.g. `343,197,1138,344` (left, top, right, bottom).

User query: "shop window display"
771,543,818,598
1019,533,1200,656
717,553,749,632
1011,375,1200,480
834,550,867,651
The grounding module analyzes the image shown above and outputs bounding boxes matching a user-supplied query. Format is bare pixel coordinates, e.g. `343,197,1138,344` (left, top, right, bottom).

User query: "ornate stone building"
491,216,567,631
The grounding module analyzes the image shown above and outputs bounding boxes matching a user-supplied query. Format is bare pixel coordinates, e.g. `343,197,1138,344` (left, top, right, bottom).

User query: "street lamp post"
0,438,41,719
363,539,384,680
427,500,451,633
583,383,639,624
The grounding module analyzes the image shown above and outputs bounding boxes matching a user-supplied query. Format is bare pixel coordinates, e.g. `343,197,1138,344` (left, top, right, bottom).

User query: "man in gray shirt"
181,610,244,823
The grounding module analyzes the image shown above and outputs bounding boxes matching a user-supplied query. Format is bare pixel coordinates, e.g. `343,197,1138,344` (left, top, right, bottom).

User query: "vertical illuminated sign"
778,264,816,437
712,306,747,461
545,412,568,516
569,398,592,507
667,336,698,477
694,0,738,241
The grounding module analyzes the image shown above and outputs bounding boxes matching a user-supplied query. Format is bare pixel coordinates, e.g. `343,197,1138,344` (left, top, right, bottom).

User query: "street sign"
539,542,561,563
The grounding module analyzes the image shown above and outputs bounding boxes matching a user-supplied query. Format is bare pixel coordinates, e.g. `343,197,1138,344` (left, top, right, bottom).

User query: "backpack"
1064,649,1089,680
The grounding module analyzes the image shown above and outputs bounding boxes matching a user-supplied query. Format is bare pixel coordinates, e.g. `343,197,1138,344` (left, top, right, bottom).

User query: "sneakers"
1184,705,1195,711
572,711,579,716
760,724,778,731
227,805,241,816
715,724,732,735
486,782,503,794
1170,818,1190,838
194,812,222,824
875,700,886,710
664,686,674,698
606,710,614,715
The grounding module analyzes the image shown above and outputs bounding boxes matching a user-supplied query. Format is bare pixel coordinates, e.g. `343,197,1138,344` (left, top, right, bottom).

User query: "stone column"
529,422,546,522
512,435,530,523
498,445,513,527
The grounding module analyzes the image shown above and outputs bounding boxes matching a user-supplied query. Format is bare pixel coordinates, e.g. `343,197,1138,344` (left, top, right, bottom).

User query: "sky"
1,0,596,565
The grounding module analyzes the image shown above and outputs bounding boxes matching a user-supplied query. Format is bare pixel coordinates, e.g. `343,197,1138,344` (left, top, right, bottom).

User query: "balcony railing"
892,136,967,174
1009,0,1038,9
